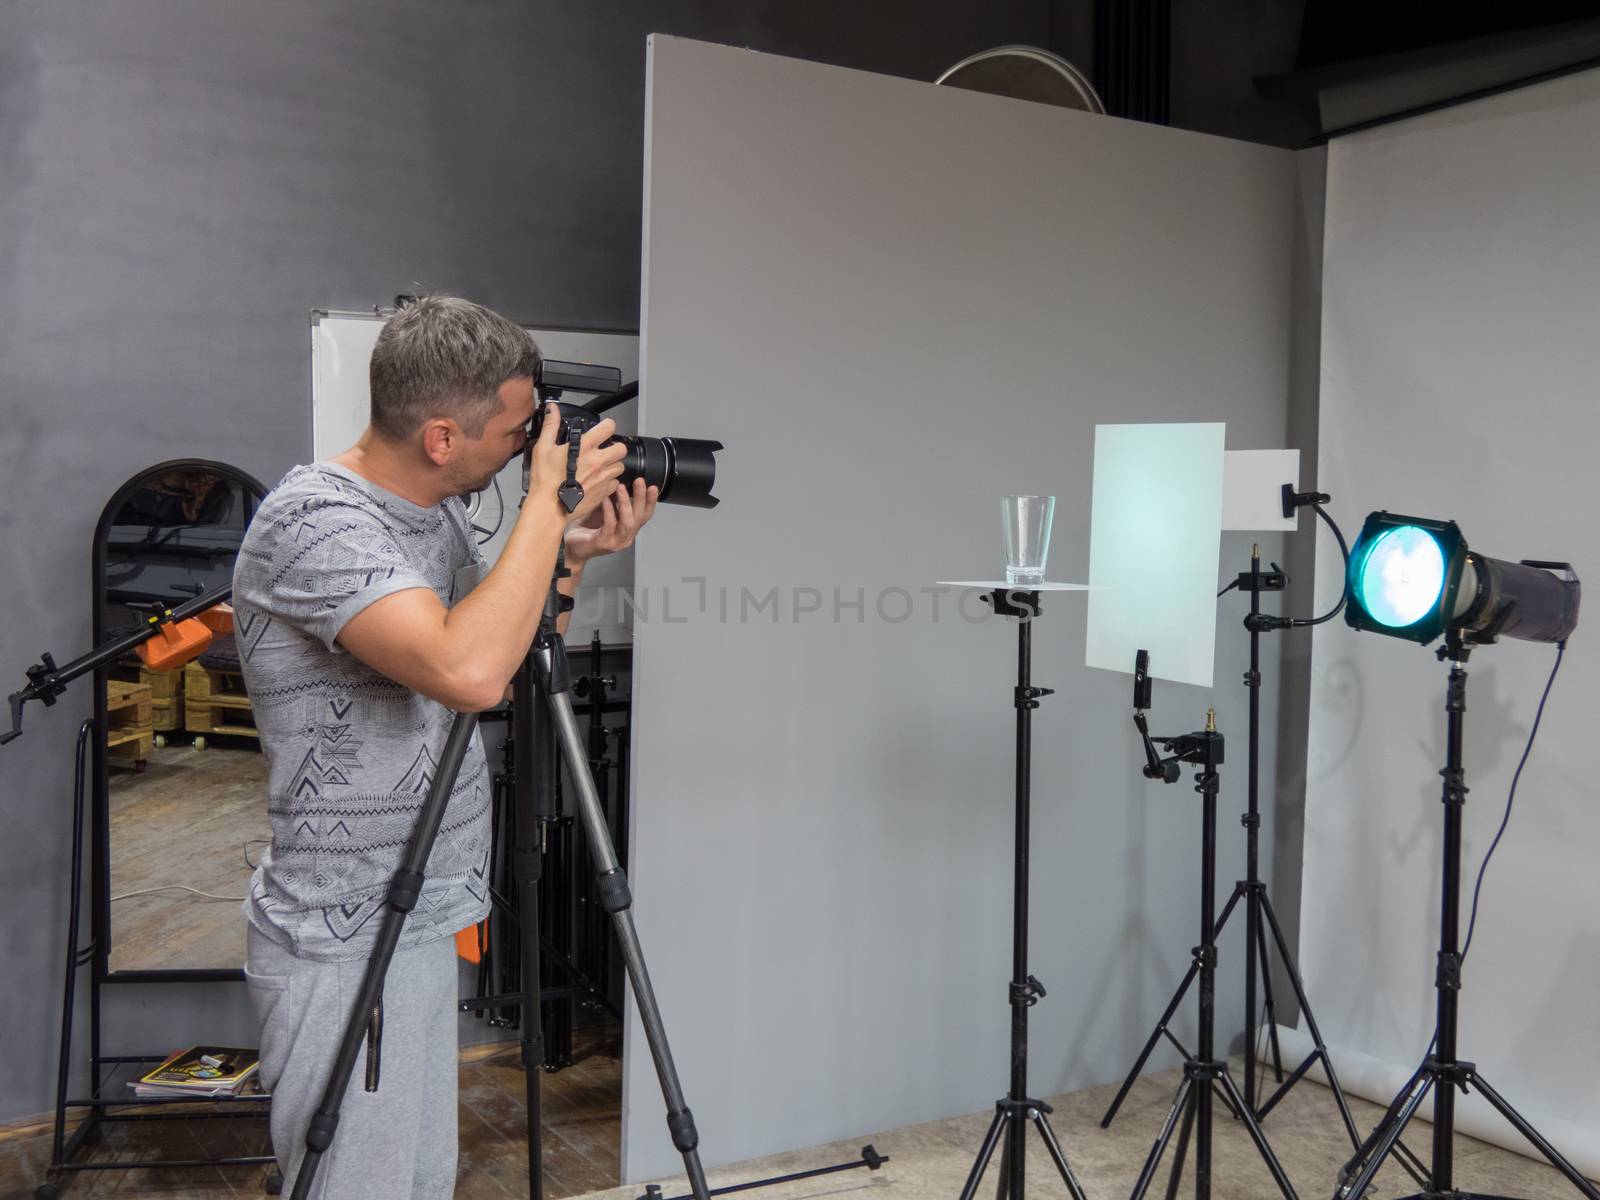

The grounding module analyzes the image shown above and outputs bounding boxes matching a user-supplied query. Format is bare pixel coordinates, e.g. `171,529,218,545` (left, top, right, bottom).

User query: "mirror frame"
93,458,267,984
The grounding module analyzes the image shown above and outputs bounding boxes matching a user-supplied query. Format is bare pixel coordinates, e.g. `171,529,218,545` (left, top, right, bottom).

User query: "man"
233,296,656,1197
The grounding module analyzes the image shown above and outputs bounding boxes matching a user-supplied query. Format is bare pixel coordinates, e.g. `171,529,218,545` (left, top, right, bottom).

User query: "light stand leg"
1163,1090,1196,1200
1253,902,1285,1089
1130,1076,1194,1200
958,1108,1008,1200
1469,1073,1600,1200
1217,1071,1296,1199
536,647,712,1200
1032,1107,1089,1200
1333,1072,1433,1200
1102,888,1245,1129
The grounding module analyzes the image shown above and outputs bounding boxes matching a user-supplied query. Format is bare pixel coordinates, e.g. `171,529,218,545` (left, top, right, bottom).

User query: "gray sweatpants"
246,925,459,1199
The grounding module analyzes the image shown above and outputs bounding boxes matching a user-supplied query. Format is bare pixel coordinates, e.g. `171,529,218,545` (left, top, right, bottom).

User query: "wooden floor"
108,743,268,973
0,1030,623,1199
4,1038,1592,1200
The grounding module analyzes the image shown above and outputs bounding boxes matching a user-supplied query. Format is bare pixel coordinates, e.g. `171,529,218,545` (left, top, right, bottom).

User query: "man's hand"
564,477,659,566
526,404,627,525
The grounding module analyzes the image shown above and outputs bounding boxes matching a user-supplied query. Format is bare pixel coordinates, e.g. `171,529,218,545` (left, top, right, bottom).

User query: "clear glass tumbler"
1002,495,1055,586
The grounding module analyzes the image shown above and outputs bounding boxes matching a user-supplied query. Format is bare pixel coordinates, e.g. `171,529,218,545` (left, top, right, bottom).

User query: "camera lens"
619,436,723,509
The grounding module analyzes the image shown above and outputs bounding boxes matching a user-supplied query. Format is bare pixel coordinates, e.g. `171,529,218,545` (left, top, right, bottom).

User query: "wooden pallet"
151,696,182,733
183,661,247,703
138,665,183,700
107,725,155,764
107,679,154,768
186,698,259,743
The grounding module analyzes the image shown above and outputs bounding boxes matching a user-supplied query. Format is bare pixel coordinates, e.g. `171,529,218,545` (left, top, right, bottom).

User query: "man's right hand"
526,404,628,524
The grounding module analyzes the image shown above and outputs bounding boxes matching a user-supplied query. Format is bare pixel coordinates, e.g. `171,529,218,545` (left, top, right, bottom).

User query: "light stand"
1332,632,1600,1200
1100,544,1429,1186
1120,666,1299,1200
957,589,1089,1200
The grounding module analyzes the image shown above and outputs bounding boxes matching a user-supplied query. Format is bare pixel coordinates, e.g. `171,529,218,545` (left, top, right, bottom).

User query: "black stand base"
1335,1060,1600,1200
1131,1060,1297,1200
638,1145,889,1200
958,1098,1088,1200
1099,880,1429,1187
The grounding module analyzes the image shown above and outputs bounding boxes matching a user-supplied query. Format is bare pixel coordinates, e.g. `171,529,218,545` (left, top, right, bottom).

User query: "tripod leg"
958,1108,1007,1200
1255,900,1433,1190
1256,898,1360,1142
290,713,481,1200
515,662,552,1197
1131,1076,1194,1200
1216,1071,1297,1200
1106,887,1247,1130
1470,1073,1600,1200
542,678,711,1200
1103,968,1198,1128
993,1135,1011,1200
1254,912,1285,1086
1335,1073,1432,1200
1162,1092,1196,1200
1031,1111,1089,1200
1211,1080,1242,1123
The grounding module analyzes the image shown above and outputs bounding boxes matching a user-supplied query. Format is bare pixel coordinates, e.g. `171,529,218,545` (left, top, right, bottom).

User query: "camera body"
531,398,723,510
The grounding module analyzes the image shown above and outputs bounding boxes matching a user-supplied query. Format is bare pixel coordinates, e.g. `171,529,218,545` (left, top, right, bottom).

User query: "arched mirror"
94,459,268,980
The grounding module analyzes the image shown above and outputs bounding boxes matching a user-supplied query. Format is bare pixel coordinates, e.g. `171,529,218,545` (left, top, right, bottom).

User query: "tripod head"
1131,649,1224,784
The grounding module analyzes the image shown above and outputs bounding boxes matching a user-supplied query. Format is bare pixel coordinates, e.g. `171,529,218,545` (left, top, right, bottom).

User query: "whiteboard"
310,311,641,642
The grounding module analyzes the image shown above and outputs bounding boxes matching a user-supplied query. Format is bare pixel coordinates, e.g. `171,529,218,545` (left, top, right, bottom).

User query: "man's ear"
420,418,458,466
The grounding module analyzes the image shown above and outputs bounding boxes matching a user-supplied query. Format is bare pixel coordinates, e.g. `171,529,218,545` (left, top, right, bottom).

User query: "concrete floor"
575,1058,1595,1200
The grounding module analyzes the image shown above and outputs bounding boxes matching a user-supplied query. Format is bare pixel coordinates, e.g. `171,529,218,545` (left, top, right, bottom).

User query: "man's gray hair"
369,295,542,440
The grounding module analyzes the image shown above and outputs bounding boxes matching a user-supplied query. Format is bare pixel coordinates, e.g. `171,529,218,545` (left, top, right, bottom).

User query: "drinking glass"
1003,495,1055,586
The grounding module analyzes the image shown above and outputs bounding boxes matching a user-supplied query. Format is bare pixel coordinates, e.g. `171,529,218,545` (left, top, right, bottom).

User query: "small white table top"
936,580,1091,591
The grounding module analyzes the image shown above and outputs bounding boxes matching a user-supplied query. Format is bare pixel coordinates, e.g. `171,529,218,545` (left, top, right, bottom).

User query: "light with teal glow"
1356,525,1446,629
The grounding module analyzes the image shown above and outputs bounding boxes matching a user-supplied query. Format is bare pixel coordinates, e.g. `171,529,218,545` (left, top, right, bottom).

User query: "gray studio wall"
623,36,1325,1180
0,0,1067,1127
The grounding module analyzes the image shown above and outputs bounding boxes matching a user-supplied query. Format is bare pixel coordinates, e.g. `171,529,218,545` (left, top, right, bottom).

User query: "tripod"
957,589,1089,1200
1122,697,1298,1200
290,552,714,1200
1102,548,1429,1186
1332,634,1599,1200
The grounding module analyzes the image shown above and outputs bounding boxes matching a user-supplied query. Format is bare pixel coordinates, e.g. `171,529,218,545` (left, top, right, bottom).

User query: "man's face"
448,376,537,496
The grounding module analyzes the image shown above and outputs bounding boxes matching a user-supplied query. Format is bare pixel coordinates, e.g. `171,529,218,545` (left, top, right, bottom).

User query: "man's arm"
336,408,626,710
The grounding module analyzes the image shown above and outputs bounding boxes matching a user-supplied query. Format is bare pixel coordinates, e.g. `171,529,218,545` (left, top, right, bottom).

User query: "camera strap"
558,423,585,514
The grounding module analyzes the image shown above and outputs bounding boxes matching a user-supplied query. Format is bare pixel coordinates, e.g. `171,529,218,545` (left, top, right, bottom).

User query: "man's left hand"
564,478,659,566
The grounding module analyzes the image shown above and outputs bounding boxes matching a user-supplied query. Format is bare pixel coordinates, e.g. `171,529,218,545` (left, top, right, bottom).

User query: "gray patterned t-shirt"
234,462,491,962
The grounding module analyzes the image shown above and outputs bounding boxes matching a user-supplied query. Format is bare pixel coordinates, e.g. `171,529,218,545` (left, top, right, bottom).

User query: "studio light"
1345,512,1579,646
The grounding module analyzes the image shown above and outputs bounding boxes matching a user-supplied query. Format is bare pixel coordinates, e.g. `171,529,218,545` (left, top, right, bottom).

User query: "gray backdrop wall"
625,36,1326,1181
0,0,1074,1127
1297,67,1600,1173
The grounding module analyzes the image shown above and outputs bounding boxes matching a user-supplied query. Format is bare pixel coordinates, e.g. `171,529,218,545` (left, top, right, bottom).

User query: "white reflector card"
1085,422,1226,687
1222,448,1299,531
